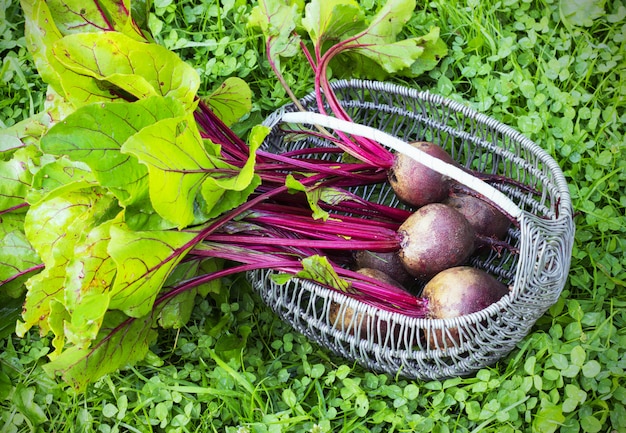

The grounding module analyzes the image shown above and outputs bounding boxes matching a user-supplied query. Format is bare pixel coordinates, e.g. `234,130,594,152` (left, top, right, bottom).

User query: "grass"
0,0,44,128
1,0,625,432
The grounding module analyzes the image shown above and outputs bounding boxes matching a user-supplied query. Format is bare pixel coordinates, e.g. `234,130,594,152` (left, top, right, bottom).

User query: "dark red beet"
388,141,458,208
356,267,404,288
328,268,404,343
328,300,367,337
422,266,510,348
328,268,410,344
443,193,511,240
328,300,396,344
355,250,415,287
398,203,475,280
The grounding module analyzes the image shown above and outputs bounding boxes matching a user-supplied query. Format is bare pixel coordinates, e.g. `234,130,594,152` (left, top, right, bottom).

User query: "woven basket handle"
281,111,523,219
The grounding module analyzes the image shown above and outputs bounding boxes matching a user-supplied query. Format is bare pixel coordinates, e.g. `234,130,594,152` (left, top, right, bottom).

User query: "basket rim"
281,110,526,220
265,78,573,220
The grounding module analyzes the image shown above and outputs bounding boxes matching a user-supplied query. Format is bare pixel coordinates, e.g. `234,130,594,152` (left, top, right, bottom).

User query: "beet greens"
249,0,448,169
1,0,523,391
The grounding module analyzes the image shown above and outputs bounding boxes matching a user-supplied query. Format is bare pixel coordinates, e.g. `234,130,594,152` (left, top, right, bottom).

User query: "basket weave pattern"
248,80,574,380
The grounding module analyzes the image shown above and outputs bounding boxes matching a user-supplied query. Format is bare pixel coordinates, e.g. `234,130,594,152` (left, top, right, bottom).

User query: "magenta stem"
0,263,45,285
204,234,400,251
0,202,29,216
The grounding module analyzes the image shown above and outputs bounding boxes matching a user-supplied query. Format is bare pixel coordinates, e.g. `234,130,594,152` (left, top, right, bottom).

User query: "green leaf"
48,297,70,357
123,194,179,231
582,360,602,378
0,145,38,211
327,1,445,79
20,1,121,106
24,187,118,266
0,213,41,298
20,0,69,97
0,368,12,400
195,259,224,298
53,32,199,109
551,352,569,370
122,116,264,228
301,0,364,45
42,309,159,392
199,174,262,221
360,0,415,41
580,415,604,433
63,219,118,348
102,403,118,418
0,95,58,149
216,124,266,193
346,0,426,74
524,356,537,375
533,402,565,433
560,0,606,27
282,388,298,407
130,0,152,30
44,0,147,40
18,186,119,338
12,384,48,425
248,0,302,66
121,114,212,228
0,130,26,154
296,255,351,292
563,384,587,412
205,77,252,127
156,259,223,329
199,125,266,219
354,393,370,417
271,272,294,285
319,187,356,206
0,295,24,340
157,288,196,330
39,86,77,129
27,156,96,205
17,262,66,338
107,223,197,318
571,345,586,367
405,27,449,76
285,174,329,220
40,96,187,206
215,334,246,353
404,383,419,400
465,400,481,420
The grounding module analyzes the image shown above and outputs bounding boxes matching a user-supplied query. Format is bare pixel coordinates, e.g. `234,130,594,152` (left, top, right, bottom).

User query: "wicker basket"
247,79,574,380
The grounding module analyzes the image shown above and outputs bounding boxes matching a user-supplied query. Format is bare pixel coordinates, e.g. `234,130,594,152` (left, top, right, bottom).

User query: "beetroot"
388,141,458,208
328,300,364,336
398,203,476,280
355,250,415,287
328,300,389,342
328,268,405,342
443,193,511,240
356,267,404,288
422,266,510,347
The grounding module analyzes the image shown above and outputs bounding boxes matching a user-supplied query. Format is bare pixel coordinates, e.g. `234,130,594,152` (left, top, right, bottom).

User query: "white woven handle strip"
281,111,523,219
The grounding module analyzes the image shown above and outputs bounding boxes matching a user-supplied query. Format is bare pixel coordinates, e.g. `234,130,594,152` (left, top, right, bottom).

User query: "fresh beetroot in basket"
422,266,510,347
193,0,532,365
443,192,511,240
398,203,477,280
354,250,415,287
388,141,458,207
246,79,573,381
